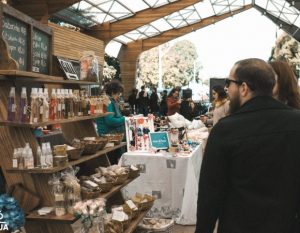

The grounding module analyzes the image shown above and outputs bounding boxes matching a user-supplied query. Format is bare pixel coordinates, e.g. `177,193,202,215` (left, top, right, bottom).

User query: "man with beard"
195,58,300,233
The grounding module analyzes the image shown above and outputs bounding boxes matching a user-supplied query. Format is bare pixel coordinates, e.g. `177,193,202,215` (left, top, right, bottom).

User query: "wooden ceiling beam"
138,4,252,52
86,0,200,45
9,0,80,22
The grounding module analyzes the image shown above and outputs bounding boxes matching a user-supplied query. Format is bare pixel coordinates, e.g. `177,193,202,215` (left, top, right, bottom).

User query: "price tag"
112,211,125,221
126,200,137,210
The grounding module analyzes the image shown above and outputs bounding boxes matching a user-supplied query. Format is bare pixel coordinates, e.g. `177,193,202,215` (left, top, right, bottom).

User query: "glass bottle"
30,88,39,123
43,88,49,121
49,89,57,121
61,89,66,119
64,89,69,119
56,89,62,119
12,148,19,168
7,86,16,121
38,88,44,122
19,87,28,123
68,89,74,118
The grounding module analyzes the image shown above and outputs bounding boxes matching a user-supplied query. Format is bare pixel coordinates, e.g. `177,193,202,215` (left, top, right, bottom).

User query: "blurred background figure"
269,60,300,109
203,85,229,126
160,90,168,116
149,87,160,115
180,88,198,121
167,88,181,116
128,88,138,114
137,85,149,116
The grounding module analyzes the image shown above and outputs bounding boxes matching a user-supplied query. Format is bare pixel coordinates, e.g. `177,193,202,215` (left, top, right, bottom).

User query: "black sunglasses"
225,78,242,88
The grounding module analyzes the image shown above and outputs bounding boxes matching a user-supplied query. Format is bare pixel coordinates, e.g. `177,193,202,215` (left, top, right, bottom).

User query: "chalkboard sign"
32,28,50,74
2,14,28,70
149,132,170,149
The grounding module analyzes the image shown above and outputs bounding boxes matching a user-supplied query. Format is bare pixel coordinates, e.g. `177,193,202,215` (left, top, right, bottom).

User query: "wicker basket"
81,189,101,200
82,137,108,155
128,167,140,179
112,219,131,230
103,133,124,145
104,220,122,233
139,199,155,211
138,218,174,233
98,182,113,193
123,203,139,219
114,172,129,185
67,148,83,160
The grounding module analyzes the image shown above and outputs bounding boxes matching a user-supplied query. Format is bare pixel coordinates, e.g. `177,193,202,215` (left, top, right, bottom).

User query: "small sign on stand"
149,132,170,150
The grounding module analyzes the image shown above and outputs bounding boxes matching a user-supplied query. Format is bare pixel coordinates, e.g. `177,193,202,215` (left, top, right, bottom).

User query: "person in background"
149,87,160,115
180,97,197,121
269,60,300,109
160,90,168,116
95,80,125,164
137,85,149,116
196,58,300,233
203,85,229,126
128,88,138,114
167,88,181,116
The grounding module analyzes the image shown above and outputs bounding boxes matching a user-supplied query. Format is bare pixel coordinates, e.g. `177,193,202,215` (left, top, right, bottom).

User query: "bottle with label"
68,89,75,118
61,89,66,119
38,88,44,122
30,88,39,123
12,148,19,168
64,89,69,119
7,86,16,121
53,180,66,216
56,89,62,119
49,89,57,120
43,88,49,121
19,87,29,123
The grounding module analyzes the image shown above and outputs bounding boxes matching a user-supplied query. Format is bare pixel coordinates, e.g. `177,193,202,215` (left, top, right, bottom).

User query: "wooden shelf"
7,142,127,174
0,112,112,128
0,70,100,85
26,175,140,223
124,210,149,233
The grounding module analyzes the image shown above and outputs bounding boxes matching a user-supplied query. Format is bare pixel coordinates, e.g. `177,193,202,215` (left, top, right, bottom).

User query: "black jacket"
196,96,300,233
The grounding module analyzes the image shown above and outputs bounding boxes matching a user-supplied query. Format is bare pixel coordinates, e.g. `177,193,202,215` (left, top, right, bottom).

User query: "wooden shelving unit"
26,175,140,222
0,112,113,128
0,70,100,85
6,143,126,174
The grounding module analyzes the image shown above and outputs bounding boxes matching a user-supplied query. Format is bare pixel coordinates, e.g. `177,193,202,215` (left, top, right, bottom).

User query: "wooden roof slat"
86,0,200,44
138,4,253,51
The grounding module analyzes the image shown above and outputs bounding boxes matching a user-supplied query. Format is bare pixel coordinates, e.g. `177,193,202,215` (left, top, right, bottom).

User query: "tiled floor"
174,224,195,233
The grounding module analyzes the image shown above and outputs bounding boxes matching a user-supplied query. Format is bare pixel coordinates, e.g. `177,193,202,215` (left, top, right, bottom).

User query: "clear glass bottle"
12,148,19,168
7,86,16,121
30,88,39,123
38,88,44,122
46,142,53,168
19,87,28,123
43,88,49,121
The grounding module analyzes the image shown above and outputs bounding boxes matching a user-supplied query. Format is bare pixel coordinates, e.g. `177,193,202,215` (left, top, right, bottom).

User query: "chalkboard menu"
2,14,28,70
32,28,50,74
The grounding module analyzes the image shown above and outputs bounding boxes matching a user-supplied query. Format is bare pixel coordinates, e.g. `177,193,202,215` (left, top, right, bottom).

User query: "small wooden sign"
149,132,170,149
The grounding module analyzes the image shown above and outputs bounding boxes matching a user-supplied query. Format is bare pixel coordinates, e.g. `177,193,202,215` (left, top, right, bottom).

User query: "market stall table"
119,144,204,225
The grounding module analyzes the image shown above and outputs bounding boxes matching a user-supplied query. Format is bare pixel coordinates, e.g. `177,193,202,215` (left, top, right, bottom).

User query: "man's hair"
234,58,275,96
104,79,124,96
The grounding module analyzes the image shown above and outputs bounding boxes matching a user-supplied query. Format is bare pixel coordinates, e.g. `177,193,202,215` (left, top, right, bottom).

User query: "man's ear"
239,82,250,98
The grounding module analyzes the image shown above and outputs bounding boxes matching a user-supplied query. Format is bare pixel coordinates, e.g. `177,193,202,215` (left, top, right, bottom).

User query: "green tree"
138,40,201,88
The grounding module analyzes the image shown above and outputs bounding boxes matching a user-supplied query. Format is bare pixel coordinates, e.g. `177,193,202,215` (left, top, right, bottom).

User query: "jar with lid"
52,179,66,216
80,51,99,82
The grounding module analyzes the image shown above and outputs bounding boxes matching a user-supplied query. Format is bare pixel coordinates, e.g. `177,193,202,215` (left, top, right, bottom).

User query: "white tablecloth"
120,145,204,225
